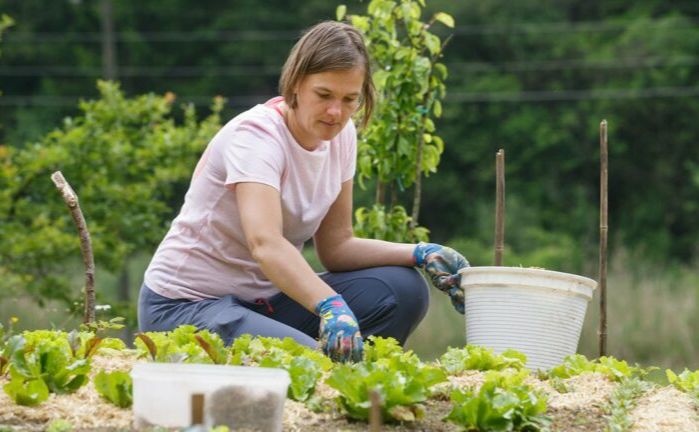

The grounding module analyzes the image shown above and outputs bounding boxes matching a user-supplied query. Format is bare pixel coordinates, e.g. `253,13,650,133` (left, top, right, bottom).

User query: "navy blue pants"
138,266,430,348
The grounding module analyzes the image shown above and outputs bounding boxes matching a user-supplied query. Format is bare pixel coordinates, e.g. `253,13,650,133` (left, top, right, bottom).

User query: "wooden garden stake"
51,171,96,323
369,389,382,431
599,120,609,357
495,149,506,266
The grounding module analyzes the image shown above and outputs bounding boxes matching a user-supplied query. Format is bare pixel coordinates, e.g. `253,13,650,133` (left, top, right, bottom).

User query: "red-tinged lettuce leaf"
135,333,158,361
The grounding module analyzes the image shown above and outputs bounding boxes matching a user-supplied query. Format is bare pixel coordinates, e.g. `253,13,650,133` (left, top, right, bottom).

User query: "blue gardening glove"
315,294,363,363
414,242,470,314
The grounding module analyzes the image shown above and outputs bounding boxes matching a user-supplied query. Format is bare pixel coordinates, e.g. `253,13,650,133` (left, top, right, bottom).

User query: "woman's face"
287,67,364,150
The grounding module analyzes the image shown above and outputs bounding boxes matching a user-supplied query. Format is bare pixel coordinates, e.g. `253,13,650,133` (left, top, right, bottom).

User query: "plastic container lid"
131,362,290,431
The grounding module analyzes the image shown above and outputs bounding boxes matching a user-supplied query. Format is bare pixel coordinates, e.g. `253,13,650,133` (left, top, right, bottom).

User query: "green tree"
417,0,699,264
0,81,222,314
342,0,454,242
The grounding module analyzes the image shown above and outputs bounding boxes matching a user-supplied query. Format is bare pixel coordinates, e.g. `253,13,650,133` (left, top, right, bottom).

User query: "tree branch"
51,171,95,323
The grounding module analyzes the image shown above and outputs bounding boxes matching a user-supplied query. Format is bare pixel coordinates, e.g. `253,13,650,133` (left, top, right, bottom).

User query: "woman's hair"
279,21,375,128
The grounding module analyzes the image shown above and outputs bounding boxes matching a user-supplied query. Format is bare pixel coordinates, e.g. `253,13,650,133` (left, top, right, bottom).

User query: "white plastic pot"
131,362,290,431
459,266,597,370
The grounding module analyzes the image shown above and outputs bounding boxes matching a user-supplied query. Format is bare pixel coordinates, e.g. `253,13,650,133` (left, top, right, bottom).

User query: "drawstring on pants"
254,298,274,315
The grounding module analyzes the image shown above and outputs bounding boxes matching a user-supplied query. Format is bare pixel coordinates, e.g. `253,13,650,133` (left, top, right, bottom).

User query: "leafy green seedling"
326,336,447,422
134,325,227,364
94,369,133,408
666,369,699,397
439,345,527,374
3,330,101,405
446,369,550,431
548,354,654,382
230,334,331,402
46,419,74,432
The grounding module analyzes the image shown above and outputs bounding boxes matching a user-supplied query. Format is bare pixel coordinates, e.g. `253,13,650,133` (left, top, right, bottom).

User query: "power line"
1,56,698,78
3,19,699,44
445,86,699,102
3,86,699,107
0,94,259,108
453,20,699,35
0,65,282,77
449,57,699,72
4,30,300,44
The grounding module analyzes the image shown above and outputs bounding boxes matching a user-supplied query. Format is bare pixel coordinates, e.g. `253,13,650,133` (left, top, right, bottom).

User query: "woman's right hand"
316,294,363,362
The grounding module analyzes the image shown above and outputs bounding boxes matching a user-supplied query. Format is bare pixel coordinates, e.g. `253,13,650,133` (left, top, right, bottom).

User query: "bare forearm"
251,238,335,312
317,236,415,272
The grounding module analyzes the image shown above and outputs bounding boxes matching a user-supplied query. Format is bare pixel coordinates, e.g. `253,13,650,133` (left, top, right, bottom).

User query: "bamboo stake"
599,120,609,357
369,389,382,432
51,171,95,323
494,149,506,266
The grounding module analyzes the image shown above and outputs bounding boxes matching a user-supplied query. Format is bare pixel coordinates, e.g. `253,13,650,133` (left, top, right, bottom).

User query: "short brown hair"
279,21,375,129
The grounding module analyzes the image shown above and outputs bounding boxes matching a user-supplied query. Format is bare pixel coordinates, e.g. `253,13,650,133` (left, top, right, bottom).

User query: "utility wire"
3,19,699,43
3,86,699,107
1,56,698,77
3,30,300,43
445,86,699,102
0,65,282,77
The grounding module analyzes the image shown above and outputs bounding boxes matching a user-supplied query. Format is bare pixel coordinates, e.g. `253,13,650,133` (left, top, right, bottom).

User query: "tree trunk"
375,180,385,205
411,125,426,229
118,263,132,344
100,0,118,80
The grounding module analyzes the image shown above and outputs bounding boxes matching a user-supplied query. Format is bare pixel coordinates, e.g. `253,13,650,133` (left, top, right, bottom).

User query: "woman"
138,21,469,362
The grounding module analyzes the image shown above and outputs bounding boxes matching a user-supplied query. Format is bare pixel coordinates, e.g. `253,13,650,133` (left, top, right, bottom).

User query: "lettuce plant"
548,354,652,382
229,334,332,402
446,369,549,431
666,369,699,397
2,330,102,406
326,336,447,422
439,345,527,374
134,325,227,364
94,370,133,408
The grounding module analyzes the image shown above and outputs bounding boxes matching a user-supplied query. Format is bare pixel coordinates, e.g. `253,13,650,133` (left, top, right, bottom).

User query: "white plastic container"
459,266,597,370
131,362,290,431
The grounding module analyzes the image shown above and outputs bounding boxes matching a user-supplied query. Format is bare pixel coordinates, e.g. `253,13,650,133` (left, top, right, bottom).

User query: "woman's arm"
313,180,415,271
235,182,335,312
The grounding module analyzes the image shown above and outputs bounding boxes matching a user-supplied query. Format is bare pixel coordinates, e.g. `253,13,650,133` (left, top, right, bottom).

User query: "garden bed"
1,352,697,432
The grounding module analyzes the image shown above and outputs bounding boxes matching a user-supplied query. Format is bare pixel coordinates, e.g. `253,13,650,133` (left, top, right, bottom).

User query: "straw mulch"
1,354,698,432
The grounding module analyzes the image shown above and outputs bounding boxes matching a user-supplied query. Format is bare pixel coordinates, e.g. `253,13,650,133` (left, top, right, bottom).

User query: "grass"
1,247,697,372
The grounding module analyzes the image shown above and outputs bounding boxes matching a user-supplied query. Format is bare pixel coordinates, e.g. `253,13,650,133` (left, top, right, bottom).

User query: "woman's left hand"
413,242,470,314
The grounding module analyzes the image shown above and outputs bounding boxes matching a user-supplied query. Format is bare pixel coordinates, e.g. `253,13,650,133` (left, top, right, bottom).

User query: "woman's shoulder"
209,100,285,147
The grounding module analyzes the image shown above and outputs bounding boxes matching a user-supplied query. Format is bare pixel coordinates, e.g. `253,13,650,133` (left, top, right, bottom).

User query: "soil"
1,353,698,431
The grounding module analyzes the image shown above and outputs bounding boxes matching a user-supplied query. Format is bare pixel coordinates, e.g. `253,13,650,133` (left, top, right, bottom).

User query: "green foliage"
94,369,133,408
439,345,527,375
343,0,453,241
353,204,429,242
605,377,650,432
548,354,652,382
326,336,447,422
0,317,19,365
229,334,332,402
2,330,102,405
134,325,227,364
446,369,549,431
45,419,74,432
666,369,699,398
0,81,222,312
79,316,125,335
134,328,331,403
0,15,12,69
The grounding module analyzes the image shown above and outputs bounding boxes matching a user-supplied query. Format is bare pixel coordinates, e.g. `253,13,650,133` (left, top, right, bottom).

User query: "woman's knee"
347,266,430,343
382,266,430,323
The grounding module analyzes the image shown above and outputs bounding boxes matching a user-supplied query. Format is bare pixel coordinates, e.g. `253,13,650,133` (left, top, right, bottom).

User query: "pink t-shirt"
144,97,357,302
